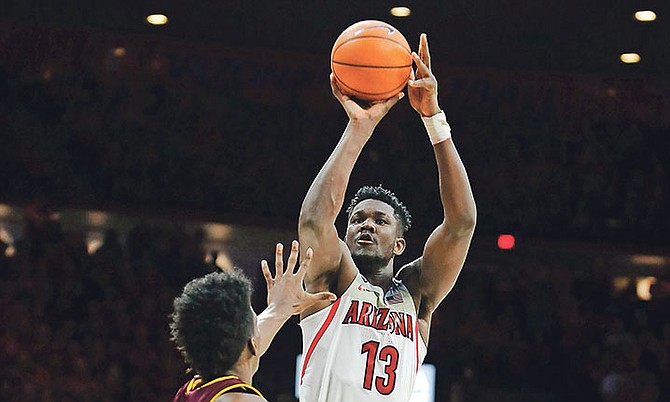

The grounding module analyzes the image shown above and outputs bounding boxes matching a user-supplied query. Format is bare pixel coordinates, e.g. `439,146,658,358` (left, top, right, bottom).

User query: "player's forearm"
433,141,477,234
256,303,293,356
419,110,476,232
299,123,372,227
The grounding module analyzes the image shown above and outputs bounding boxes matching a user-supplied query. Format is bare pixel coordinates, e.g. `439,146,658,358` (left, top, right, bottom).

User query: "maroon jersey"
173,375,264,402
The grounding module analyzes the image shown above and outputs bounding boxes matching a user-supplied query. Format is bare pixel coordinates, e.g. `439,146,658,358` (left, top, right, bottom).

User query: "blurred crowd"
0,24,668,246
432,255,670,402
1,204,668,402
0,204,210,401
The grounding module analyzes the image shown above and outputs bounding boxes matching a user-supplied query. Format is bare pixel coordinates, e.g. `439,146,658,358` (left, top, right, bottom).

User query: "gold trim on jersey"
184,375,264,400
210,382,264,401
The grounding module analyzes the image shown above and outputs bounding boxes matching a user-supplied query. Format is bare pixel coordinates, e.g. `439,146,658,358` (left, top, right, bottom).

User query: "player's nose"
360,218,376,231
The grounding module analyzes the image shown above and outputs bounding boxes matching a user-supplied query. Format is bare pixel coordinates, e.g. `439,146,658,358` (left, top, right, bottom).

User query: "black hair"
170,270,254,380
346,184,412,235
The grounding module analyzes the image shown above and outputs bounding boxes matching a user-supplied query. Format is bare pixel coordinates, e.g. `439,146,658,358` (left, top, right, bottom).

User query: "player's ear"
249,337,259,357
393,237,406,256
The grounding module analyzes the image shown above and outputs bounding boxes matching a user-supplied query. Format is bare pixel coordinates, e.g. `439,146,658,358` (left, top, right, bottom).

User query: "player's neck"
367,274,393,292
360,261,395,292
224,363,253,386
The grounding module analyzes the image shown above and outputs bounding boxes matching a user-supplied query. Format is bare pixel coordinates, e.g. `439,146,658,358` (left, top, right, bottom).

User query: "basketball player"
297,34,477,401
171,241,335,402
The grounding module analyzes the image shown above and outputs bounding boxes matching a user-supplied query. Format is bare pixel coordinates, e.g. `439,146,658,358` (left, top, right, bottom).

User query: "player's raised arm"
298,75,403,302
406,34,477,327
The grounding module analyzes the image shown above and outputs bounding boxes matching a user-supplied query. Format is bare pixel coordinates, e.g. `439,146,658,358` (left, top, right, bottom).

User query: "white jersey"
299,273,427,402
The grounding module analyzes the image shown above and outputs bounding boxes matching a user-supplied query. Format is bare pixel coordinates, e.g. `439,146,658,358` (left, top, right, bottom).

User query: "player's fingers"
329,73,339,91
377,91,404,111
407,76,435,86
261,259,273,291
274,243,284,278
420,33,432,70
330,73,348,99
331,74,359,111
295,247,313,280
407,77,437,95
418,34,424,60
411,52,431,76
286,240,299,275
310,291,337,302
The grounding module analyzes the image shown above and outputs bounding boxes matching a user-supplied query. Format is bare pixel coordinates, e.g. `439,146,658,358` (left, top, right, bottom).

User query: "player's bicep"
420,224,474,312
298,222,345,288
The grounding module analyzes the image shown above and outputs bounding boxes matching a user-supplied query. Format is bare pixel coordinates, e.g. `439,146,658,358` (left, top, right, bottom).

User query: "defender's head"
170,270,260,380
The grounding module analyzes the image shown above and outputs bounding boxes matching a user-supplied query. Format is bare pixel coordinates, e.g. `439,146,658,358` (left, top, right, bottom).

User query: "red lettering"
375,308,389,330
341,301,415,341
386,312,398,333
358,302,374,326
342,300,359,324
405,315,414,341
393,312,406,337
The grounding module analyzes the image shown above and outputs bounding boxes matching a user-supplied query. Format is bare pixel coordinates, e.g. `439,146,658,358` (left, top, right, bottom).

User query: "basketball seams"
331,65,411,97
332,61,412,69
331,36,411,65
332,35,410,55
333,74,409,98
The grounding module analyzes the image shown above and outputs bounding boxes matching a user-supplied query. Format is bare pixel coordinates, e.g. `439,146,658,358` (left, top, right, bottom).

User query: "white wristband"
421,111,452,145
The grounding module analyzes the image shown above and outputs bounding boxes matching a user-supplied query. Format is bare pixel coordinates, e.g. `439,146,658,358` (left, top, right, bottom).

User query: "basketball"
331,20,412,101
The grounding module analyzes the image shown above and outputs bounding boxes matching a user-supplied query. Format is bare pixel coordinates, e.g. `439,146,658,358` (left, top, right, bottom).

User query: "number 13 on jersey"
361,340,400,395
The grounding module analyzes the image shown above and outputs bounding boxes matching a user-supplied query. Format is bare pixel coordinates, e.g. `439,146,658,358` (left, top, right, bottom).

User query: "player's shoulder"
396,257,422,281
395,258,422,292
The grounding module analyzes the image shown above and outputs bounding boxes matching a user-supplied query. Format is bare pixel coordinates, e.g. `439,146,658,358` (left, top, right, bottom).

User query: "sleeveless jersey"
299,274,427,402
173,375,264,402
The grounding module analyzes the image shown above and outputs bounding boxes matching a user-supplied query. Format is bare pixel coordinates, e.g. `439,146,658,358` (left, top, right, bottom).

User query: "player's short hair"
346,184,412,235
170,270,254,380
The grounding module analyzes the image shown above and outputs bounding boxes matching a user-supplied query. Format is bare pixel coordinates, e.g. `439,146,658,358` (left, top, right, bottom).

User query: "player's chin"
350,244,377,256
351,251,387,267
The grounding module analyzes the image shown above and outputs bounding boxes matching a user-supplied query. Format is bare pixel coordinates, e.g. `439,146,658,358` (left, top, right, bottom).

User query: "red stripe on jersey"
300,298,342,384
415,317,420,372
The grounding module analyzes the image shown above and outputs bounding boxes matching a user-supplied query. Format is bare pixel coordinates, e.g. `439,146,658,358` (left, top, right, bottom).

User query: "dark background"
1,1,669,401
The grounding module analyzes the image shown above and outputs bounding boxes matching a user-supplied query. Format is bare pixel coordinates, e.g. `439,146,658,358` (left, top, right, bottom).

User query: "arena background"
1,1,669,401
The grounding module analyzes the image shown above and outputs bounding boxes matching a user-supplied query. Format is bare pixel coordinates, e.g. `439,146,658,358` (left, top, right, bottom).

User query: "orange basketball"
331,20,412,101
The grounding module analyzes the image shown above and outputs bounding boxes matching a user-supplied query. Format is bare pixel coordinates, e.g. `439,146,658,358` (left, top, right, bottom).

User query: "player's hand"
408,33,441,117
330,73,403,130
261,240,336,316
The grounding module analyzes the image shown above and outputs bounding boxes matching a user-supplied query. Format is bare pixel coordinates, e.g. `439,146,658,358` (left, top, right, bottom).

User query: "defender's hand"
261,240,336,316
